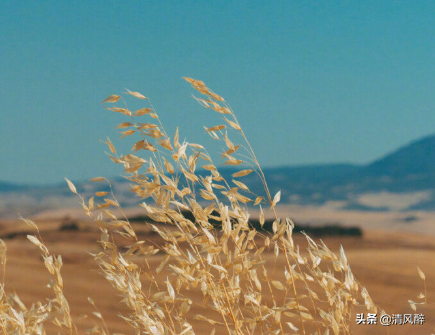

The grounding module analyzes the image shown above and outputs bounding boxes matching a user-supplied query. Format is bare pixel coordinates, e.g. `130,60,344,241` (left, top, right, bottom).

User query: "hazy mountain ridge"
2,133,435,216
364,134,435,178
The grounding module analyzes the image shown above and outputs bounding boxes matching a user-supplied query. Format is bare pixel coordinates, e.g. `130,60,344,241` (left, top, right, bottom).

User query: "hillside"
364,134,435,178
2,133,435,215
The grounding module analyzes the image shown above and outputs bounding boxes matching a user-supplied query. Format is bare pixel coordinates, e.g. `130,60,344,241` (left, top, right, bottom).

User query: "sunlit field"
1,79,433,335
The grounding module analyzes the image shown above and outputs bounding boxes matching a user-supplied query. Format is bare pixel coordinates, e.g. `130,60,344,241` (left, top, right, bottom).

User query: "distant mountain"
0,181,32,192
2,133,435,215
364,134,435,178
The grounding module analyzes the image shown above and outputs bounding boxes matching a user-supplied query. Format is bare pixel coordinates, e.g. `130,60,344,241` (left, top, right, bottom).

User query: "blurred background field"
2,2,435,334
1,212,434,334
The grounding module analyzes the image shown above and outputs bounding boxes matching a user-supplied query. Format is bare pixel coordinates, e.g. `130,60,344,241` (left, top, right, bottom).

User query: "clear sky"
1,1,435,185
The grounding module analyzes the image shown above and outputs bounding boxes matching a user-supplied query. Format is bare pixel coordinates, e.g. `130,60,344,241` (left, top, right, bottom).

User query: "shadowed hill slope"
364,134,435,178
2,133,435,213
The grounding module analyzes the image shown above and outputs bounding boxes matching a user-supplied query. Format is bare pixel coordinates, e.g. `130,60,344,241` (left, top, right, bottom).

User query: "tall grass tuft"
1,78,384,334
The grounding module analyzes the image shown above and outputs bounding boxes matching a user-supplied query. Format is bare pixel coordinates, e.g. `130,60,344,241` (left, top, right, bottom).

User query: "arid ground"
1,205,434,334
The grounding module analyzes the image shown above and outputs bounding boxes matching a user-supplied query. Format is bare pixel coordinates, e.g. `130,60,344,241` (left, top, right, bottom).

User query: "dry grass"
0,78,430,334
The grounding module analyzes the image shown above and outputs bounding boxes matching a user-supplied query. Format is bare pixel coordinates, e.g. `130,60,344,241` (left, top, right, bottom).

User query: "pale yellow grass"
2,221,433,334
0,78,432,335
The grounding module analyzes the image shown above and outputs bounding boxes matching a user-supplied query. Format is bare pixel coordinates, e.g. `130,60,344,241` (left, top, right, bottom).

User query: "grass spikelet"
3,77,397,335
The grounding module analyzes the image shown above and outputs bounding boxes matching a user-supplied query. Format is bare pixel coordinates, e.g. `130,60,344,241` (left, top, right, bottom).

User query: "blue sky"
1,1,435,184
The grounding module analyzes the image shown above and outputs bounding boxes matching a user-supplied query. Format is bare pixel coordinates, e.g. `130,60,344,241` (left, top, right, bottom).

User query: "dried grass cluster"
1,78,396,335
